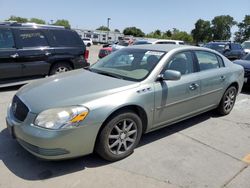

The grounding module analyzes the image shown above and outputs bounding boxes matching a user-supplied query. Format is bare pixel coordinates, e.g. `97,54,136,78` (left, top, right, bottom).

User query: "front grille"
12,96,29,122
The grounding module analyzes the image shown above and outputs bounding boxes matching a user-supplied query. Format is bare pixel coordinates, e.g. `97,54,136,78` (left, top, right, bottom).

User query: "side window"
0,29,15,49
18,30,48,48
52,30,83,46
166,51,194,75
196,51,220,71
156,41,176,44
245,54,250,61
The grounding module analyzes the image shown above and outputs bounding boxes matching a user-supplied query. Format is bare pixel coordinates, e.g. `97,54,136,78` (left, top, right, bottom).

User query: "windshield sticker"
145,51,164,56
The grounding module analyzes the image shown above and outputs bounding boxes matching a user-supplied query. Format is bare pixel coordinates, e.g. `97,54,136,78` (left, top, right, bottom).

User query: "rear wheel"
95,111,142,161
49,62,72,75
217,86,237,115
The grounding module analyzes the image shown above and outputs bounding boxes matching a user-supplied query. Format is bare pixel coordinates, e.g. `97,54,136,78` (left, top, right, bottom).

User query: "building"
74,29,124,44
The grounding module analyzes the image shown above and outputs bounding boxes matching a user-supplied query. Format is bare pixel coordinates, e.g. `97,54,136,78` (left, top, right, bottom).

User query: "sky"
0,0,249,34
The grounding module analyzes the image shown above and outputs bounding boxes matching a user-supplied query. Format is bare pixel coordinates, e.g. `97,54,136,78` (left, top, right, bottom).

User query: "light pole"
107,18,111,43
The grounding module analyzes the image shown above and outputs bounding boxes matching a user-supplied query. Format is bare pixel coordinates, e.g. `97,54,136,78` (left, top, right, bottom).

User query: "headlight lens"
34,106,89,130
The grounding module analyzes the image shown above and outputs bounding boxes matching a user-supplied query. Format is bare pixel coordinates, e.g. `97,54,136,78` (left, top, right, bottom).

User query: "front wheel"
95,111,142,161
217,86,237,115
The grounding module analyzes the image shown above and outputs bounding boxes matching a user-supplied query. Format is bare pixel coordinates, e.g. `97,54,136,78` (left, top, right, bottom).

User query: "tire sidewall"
219,86,237,115
97,112,142,161
50,62,72,75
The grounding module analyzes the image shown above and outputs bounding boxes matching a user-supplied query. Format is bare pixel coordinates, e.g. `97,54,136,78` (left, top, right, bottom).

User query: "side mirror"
157,70,181,81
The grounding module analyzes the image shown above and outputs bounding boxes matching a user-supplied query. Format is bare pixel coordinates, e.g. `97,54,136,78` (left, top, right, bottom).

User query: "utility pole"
107,18,111,43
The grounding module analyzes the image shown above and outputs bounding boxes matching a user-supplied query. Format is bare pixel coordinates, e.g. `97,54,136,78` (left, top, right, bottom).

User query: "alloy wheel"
223,88,236,113
55,67,69,74
108,119,138,155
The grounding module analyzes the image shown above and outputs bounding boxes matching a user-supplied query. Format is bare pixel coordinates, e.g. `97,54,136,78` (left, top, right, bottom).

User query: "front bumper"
6,110,100,160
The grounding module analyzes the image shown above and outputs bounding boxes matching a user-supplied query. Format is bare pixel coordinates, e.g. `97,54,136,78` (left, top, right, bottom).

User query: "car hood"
233,60,250,69
16,69,138,113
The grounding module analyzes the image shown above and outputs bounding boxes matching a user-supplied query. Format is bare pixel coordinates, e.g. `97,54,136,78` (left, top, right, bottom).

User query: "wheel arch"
94,104,149,149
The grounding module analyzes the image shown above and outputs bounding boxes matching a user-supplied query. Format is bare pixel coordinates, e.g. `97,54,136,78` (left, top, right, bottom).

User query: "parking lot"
0,45,250,188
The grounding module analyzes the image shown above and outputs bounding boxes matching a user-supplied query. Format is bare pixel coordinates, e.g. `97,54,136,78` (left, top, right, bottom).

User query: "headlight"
34,106,89,130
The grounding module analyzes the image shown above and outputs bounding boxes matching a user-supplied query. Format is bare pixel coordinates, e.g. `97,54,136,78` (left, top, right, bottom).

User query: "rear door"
13,28,52,77
0,28,22,80
194,50,227,108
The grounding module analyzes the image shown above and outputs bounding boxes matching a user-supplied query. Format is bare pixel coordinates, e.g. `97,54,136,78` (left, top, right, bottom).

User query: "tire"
95,111,142,162
49,62,72,75
87,43,91,47
217,86,237,115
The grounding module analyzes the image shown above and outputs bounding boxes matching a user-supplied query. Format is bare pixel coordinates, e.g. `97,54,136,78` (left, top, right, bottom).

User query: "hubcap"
108,119,137,155
55,67,69,74
224,88,236,112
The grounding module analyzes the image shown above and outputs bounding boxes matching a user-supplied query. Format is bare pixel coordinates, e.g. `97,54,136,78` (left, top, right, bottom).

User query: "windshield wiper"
93,70,124,80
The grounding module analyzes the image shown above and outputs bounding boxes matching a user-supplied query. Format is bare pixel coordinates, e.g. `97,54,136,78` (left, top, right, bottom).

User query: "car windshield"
90,48,165,81
242,41,250,49
205,43,225,51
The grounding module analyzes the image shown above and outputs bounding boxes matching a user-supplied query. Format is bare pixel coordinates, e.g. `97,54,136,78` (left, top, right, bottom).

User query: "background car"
0,22,89,86
98,47,112,59
82,38,93,47
6,44,244,162
233,53,250,85
133,39,184,45
111,40,130,51
205,42,245,60
242,40,250,54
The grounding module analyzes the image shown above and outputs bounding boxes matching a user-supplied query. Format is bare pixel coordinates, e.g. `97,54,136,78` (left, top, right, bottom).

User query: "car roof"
0,23,65,30
135,38,183,43
126,44,192,52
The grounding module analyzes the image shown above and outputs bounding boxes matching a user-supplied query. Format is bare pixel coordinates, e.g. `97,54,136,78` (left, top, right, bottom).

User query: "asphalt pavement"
0,45,249,188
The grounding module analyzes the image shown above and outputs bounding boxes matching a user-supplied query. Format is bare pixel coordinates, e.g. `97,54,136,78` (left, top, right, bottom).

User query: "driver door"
153,51,201,128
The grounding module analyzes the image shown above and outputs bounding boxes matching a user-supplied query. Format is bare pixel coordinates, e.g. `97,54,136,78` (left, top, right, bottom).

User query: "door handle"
189,83,199,90
45,52,51,56
10,53,19,58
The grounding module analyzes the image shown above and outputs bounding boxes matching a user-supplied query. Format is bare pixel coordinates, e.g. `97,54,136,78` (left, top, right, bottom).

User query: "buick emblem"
12,102,17,114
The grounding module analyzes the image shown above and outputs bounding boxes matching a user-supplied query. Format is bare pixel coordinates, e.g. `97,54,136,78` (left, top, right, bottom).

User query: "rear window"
51,30,83,47
133,41,152,45
156,41,176,44
231,43,242,50
83,38,90,41
18,30,48,48
0,29,15,49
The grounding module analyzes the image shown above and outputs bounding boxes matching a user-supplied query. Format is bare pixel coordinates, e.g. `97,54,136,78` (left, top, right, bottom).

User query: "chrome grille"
12,96,29,122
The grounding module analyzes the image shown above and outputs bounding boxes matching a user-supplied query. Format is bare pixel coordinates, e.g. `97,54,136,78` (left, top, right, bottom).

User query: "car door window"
165,51,194,75
0,29,15,49
18,30,48,48
195,51,221,71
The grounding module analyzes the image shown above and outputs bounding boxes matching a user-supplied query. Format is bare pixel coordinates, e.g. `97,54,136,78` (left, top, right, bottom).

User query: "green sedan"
6,44,244,161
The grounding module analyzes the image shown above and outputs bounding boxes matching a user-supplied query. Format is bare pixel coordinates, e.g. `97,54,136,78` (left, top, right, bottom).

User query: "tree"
96,26,110,31
123,27,145,37
234,15,250,43
147,29,162,38
114,29,120,33
171,29,193,43
6,15,28,23
191,19,212,44
54,19,71,28
211,15,236,40
165,30,172,38
29,18,46,24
